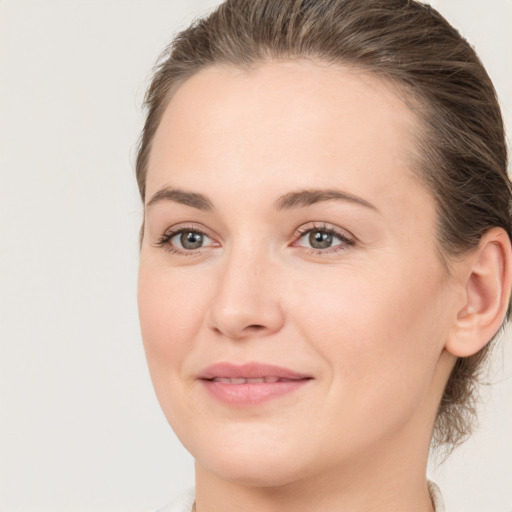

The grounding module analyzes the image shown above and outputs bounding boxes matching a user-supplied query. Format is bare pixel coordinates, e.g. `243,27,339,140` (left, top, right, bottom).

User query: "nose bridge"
208,238,284,339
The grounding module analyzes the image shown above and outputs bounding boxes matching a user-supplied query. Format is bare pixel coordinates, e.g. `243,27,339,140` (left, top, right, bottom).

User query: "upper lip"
198,362,312,381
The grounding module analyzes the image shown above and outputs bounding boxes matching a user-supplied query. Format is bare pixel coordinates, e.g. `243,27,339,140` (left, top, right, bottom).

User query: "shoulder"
153,487,196,512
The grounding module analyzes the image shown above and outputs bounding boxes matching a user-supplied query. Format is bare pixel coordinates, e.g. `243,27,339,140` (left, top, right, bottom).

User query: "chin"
200,449,309,488
181,423,315,488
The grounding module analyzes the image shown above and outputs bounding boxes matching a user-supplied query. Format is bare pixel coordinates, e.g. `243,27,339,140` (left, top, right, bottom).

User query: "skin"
138,61,500,511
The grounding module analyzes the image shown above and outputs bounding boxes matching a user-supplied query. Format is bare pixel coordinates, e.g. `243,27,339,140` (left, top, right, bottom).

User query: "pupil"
181,231,203,249
309,230,332,249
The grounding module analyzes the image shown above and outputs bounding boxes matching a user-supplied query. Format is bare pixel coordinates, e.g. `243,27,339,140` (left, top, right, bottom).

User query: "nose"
207,246,285,340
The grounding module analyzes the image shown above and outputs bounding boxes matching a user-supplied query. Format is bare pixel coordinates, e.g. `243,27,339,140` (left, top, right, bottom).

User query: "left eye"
170,230,214,250
296,229,350,250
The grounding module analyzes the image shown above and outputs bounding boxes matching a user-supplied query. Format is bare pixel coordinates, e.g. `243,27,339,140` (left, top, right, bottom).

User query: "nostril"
246,324,265,331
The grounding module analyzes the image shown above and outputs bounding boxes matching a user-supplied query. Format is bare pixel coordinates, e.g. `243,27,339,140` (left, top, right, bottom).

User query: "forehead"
147,60,428,215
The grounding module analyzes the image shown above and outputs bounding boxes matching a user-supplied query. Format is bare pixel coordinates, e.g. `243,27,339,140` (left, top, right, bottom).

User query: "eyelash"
292,222,355,255
155,222,355,256
155,224,214,256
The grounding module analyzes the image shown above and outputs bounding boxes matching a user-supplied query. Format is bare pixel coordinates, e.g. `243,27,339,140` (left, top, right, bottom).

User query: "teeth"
212,377,283,384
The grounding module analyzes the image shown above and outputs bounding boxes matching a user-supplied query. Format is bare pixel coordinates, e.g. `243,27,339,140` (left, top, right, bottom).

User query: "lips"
198,362,312,407
211,376,285,384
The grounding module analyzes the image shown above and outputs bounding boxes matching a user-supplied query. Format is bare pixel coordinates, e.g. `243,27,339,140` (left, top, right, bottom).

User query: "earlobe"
446,227,512,358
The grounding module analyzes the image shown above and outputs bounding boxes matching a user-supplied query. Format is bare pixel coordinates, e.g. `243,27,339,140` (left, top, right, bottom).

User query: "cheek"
288,261,448,425
137,262,211,382
290,262,445,346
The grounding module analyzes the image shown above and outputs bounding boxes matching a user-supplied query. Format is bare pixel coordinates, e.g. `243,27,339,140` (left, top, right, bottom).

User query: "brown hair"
136,0,511,450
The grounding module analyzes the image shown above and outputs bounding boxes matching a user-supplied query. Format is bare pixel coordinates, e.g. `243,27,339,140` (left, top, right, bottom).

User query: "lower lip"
200,379,311,407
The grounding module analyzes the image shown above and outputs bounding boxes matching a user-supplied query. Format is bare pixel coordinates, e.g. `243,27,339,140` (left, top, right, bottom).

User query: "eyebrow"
274,189,378,212
146,187,214,210
146,186,378,213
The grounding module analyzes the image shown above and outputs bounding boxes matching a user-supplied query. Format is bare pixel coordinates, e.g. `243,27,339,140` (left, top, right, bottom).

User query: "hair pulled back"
136,0,512,450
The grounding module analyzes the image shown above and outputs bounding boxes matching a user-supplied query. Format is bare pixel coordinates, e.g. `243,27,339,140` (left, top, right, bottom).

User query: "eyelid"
291,222,356,253
155,222,221,255
293,222,354,239
170,230,215,249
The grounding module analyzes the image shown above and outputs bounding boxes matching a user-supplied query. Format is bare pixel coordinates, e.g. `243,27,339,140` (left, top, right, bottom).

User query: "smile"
211,376,296,384
199,363,313,407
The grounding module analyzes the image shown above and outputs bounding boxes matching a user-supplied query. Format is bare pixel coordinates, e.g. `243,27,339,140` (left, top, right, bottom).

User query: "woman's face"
138,61,457,486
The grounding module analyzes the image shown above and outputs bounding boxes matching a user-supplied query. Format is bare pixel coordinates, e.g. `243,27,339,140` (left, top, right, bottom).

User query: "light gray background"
0,1,510,511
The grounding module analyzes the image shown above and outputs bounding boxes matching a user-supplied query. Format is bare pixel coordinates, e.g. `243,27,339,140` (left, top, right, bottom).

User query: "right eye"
157,227,218,255
171,230,213,250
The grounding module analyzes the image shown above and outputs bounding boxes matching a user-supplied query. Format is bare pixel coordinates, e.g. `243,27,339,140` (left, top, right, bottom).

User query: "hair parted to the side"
136,0,512,451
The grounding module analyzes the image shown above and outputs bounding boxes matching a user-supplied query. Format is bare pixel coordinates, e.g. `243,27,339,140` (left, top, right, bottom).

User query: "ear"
446,227,512,357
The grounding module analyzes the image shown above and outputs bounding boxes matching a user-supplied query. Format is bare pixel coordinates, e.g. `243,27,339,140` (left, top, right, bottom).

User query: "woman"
136,1,512,511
